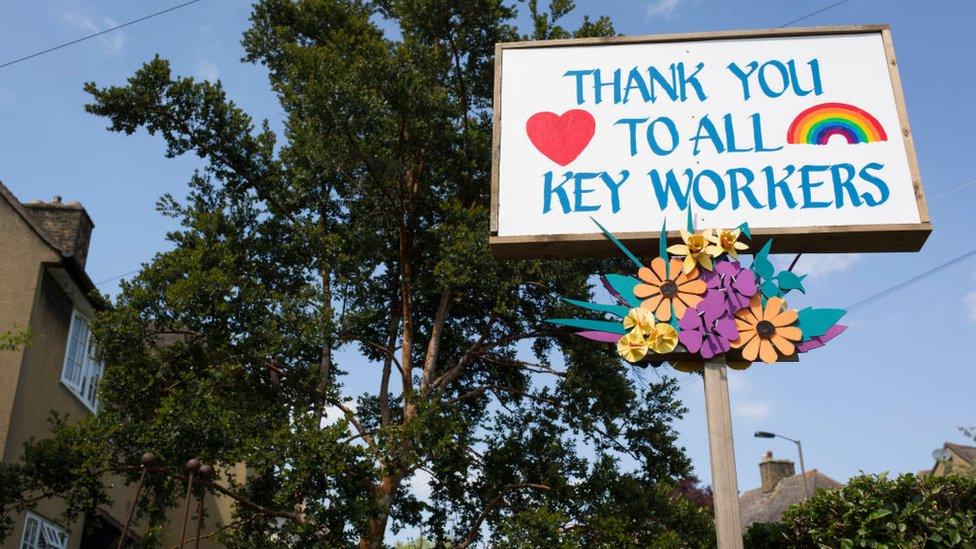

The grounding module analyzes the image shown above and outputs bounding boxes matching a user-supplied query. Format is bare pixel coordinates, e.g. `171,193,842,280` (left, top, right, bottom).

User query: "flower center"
660,280,679,298
720,231,735,249
756,320,776,338
688,234,705,254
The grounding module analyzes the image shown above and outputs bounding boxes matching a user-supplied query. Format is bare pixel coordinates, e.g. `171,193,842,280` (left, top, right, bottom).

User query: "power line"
0,0,205,70
778,0,856,28
927,177,976,202
845,247,976,312
95,269,142,287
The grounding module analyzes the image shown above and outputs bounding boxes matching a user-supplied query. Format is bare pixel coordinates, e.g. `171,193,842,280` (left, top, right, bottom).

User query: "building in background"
0,182,233,548
739,450,843,530
924,442,976,478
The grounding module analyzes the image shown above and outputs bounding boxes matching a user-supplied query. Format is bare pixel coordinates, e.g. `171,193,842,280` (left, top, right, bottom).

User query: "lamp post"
754,431,809,499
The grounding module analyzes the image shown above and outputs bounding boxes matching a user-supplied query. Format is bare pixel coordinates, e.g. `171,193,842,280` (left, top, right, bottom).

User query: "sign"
490,26,930,258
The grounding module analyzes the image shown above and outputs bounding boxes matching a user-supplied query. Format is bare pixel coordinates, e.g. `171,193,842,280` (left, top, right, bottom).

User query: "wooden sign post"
703,359,743,548
489,25,928,548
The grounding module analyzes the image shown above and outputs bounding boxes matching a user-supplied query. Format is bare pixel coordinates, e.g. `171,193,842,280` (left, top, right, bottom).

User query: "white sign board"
490,26,929,258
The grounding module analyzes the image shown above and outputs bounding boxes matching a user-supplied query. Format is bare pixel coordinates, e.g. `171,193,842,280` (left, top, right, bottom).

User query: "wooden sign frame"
489,25,931,260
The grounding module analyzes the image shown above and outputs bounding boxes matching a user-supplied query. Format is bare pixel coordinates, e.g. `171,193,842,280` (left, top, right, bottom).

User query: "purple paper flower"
700,260,757,316
678,290,739,359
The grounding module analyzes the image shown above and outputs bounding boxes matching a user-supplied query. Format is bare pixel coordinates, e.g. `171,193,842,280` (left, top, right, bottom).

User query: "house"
0,183,234,548
739,450,843,529
925,442,975,477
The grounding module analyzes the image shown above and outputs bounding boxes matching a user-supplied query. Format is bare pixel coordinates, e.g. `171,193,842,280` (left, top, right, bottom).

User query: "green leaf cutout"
561,298,630,319
659,220,670,279
737,222,752,240
752,239,775,280
796,307,847,341
591,217,642,269
603,274,642,308
545,318,626,335
760,280,781,299
776,271,807,294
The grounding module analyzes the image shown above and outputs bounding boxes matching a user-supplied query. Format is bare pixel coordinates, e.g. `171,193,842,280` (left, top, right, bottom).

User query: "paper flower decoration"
648,322,679,354
617,329,649,362
678,291,739,359
731,295,803,363
707,228,749,258
623,307,655,333
546,219,847,369
617,308,679,361
701,260,758,316
668,229,715,274
634,257,706,321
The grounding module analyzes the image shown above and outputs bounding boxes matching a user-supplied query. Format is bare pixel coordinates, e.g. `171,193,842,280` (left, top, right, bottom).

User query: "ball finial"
186,458,202,473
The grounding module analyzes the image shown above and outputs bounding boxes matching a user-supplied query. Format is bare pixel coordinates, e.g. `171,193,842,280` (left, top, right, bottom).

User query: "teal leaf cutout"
659,220,668,264
752,239,775,280
561,297,630,318
737,222,752,240
602,274,642,308
686,202,695,232
546,318,627,334
592,217,642,269
760,280,781,299
776,271,807,294
796,307,847,341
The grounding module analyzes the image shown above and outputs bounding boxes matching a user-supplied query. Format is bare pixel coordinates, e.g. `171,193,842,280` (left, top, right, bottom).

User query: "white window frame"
19,511,68,549
60,310,104,413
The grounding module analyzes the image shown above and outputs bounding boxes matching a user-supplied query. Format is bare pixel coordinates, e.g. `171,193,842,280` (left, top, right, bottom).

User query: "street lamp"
754,431,810,499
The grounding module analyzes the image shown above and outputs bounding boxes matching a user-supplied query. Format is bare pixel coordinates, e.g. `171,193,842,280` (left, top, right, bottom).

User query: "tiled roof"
946,443,976,465
739,470,843,528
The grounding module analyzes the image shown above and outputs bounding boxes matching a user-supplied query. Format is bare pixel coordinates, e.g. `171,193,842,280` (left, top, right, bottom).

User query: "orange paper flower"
634,257,707,322
731,295,802,363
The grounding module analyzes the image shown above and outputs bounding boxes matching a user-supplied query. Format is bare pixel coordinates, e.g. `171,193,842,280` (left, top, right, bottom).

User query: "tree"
744,473,976,548
2,1,713,546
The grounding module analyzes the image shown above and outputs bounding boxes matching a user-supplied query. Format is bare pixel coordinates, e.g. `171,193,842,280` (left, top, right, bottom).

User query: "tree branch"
421,286,452,394
457,483,550,548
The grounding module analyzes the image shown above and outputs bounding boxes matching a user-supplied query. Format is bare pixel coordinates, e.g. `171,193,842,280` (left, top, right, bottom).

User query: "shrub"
745,472,976,548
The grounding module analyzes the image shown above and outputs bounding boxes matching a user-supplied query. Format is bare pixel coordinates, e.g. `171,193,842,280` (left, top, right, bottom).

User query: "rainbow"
786,102,888,145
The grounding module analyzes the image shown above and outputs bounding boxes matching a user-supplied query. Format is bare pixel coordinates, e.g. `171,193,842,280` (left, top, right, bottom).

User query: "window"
61,311,104,413
19,512,68,549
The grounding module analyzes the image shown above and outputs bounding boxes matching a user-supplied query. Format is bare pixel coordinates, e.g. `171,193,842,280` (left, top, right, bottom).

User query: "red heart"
525,109,595,166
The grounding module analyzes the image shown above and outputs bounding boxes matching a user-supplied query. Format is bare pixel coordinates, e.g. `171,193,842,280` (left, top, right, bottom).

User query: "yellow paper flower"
648,322,679,354
667,229,714,274
617,329,648,362
706,228,749,258
622,307,654,334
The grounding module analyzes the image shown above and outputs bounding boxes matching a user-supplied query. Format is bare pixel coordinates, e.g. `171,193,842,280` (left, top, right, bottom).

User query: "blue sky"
2,0,975,517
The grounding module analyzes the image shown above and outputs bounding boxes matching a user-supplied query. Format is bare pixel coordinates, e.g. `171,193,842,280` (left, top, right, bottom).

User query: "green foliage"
4,1,713,547
744,473,976,548
0,326,31,352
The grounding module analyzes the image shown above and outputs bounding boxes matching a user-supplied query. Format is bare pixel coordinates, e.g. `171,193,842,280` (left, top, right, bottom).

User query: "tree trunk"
359,474,399,549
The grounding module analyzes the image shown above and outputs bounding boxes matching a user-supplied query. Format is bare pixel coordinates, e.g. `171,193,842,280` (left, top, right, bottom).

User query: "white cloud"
772,253,861,280
408,469,433,500
63,11,124,54
735,401,770,419
965,291,976,323
196,59,220,81
646,0,683,18
320,402,358,430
